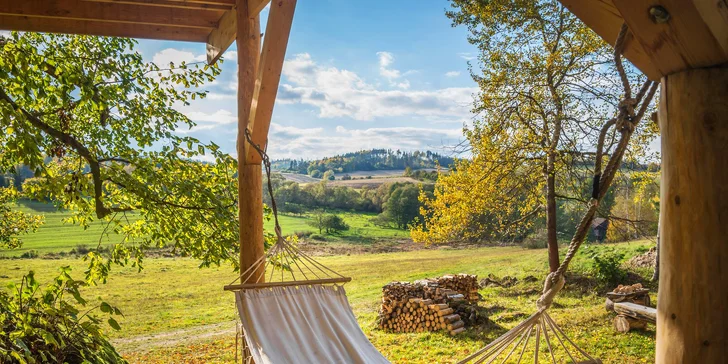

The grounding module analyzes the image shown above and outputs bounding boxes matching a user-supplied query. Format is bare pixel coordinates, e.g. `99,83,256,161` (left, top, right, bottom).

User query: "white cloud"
176,108,237,133
152,48,206,66
445,71,461,77
280,53,476,121
458,52,476,61
376,51,412,89
268,123,463,159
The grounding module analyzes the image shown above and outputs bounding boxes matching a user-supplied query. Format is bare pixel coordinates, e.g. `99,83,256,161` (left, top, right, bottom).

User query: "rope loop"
537,272,565,311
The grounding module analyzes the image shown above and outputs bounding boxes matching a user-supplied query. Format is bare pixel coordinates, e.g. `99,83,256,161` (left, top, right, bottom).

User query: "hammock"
227,22,657,364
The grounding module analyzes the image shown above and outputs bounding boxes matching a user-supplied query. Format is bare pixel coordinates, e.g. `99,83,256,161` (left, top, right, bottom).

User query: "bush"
323,170,335,181
309,233,326,241
309,170,323,179
0,268,125,363
521,229,547,249
342,174,352,180
19,250,39,259
585,247,626,285
293,230,311,238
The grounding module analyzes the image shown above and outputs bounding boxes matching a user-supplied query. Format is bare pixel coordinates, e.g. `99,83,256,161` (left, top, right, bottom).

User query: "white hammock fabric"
235,284,390,364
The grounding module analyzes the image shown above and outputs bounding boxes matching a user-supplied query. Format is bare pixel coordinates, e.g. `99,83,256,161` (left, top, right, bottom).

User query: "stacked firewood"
378,298,466,335
378,274,478,335
436,274,479,303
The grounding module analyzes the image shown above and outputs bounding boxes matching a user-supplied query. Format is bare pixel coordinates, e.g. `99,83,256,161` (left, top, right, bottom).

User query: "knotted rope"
537,22,659,306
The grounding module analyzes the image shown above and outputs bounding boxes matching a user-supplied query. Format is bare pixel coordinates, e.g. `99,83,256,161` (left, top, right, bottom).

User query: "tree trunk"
656,66,728,364
546,167,559,272
651,213,660,282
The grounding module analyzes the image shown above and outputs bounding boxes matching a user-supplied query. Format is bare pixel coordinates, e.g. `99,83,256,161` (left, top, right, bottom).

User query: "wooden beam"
82,0,232,11
245,0,296,164
248,0,270,17
558,0,660,80
0,14,210,42
657,65,728,363
237,0,265,285
612,0,728,78
0,0,223,29
206,8,236,64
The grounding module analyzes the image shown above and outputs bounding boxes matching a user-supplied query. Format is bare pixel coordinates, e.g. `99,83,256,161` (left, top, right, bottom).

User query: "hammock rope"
458,23,659,364
225,128,351,291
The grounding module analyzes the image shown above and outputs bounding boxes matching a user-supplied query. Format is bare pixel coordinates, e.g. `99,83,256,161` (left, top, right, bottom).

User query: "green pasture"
0,241,656,363
5,201,406,257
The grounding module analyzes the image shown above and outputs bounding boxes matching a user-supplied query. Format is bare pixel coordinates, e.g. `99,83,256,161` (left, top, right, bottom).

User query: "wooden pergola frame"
1,1,726,363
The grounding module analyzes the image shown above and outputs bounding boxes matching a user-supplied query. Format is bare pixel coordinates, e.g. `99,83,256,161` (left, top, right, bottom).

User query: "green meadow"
1,239,656,363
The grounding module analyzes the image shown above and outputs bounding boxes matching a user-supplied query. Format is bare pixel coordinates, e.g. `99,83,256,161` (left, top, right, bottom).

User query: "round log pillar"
657,65,728,363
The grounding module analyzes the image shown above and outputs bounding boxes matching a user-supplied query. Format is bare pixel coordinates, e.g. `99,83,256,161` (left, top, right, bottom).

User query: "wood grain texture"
657,65,728,363
0,14,210,41
245,0,297,163
206,8,236,64
557,0,659,80
0,0,223,29
237,0,265,284
614,302,656,324
613,0,727,78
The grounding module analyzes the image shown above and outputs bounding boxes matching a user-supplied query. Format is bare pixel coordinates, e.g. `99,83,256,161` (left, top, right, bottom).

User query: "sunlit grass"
0,241,656,363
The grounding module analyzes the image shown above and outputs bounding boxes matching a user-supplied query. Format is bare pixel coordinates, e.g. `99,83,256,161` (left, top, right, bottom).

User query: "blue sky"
135,0,479,160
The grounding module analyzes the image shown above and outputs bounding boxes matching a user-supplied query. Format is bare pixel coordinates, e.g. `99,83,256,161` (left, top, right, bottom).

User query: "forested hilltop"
272,149,455,175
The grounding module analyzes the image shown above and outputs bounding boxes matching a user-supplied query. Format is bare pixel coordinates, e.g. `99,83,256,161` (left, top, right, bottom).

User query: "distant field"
279,172,320,184
280,169,433,188
329,176,424,188
5,200,127,257
265,211,410,241
5,200,408,257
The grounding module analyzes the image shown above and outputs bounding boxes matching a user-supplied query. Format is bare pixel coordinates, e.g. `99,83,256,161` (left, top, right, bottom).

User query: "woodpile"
605,284,654,333
378,274,478,335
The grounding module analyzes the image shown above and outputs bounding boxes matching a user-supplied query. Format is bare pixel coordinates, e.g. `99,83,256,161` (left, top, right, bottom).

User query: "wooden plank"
613,0,727,78
613,302,656,324
248,0,271,16
0,14,210,42
657,66,728,363
245,0,296,163
237,0,265,286
206,8,236,64
693,0,728,56
81,0,232,10
224,277,352,291
558,0,660,80
0,0,223,29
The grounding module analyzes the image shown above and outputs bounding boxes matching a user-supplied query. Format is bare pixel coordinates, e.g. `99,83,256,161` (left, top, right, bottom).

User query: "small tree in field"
307,210,326,234
323,214,349,234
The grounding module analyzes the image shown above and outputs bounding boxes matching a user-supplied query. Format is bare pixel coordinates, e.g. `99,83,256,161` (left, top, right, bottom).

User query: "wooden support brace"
245,0,297,163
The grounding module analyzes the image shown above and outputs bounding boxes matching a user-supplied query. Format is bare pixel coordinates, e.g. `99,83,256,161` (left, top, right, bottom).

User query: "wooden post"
657,65,728,363
237,0,265,283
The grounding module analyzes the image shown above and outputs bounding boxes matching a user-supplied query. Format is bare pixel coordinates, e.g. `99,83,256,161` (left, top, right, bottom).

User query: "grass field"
0,241,657,363
5,200,406,257
5,200,128,257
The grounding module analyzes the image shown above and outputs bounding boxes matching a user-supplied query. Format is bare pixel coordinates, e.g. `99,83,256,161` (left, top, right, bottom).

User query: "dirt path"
113,321,237,354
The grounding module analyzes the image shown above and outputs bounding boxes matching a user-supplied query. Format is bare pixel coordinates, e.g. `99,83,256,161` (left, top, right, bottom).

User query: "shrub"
0,268,125,363
585,247,626,285
293,230,311,238
19,250,39,259
309,233,326,241
521,229,547,249
323,170,335,181
309,170,323,179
